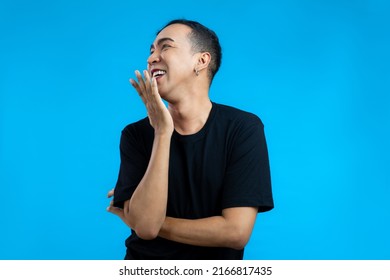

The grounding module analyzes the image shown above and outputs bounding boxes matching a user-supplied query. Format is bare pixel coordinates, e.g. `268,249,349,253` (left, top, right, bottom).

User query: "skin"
107,23,258,250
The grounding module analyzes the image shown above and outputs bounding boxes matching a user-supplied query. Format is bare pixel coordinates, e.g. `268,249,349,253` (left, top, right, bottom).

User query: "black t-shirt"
114,102,274,259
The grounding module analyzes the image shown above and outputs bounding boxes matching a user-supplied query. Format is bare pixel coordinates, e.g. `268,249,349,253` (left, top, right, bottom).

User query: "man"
107,19,274,260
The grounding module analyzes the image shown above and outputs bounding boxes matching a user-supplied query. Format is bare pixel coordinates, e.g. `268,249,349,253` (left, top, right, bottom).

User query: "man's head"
156,19,222,84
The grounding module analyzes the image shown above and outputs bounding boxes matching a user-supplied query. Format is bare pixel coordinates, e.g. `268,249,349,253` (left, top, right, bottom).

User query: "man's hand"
106,189,132,228
130,70,174,136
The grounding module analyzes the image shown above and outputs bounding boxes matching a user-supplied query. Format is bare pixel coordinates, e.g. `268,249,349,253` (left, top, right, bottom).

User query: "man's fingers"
135,70,145,90
130,78,147,104
107,205,124,218
150,77,162,101
107,188,114,198
143,70,152,88
151,75,158,90
107,205,132,228
131,70,155,105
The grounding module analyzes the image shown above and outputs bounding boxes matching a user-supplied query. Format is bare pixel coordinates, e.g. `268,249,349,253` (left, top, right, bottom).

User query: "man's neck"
168,97,212,135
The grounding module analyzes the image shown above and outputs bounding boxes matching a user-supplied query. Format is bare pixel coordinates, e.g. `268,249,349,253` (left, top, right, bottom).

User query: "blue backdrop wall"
1,0,389,259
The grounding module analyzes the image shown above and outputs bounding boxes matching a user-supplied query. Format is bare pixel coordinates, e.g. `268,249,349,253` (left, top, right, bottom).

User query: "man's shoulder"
122,117,150,131
213,102,263,127
120,117,153,140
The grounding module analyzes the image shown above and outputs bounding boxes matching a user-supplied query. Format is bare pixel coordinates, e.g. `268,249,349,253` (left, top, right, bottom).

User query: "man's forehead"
152,24,192,45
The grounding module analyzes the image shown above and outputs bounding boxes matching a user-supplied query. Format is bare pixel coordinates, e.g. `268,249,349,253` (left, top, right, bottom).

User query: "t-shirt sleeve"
222,115,274,212
113,125,149,208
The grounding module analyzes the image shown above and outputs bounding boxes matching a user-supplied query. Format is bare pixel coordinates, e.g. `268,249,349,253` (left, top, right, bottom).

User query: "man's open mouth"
151,69,166,78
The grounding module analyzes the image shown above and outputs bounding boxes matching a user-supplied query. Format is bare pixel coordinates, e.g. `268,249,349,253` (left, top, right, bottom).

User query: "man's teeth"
153,70,166,77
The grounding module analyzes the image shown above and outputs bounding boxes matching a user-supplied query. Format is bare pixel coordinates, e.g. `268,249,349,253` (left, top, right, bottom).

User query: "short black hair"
157,19,222,84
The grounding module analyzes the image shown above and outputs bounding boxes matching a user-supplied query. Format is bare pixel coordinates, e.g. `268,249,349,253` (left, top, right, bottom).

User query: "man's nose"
147,51,160,65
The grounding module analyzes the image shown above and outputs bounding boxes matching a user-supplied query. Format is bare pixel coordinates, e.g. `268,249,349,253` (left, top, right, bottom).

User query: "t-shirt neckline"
172,102,217,143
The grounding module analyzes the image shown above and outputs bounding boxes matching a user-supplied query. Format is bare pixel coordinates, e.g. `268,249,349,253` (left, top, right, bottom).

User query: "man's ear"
196,52,211,72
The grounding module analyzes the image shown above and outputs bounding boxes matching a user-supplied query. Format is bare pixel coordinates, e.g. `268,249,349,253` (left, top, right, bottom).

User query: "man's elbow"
123,202,161,240
228,228,251,250
125,213,161,240
134,226,160,240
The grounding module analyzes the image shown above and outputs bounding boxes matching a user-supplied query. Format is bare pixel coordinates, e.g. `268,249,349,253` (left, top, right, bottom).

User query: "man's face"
147,24,198,100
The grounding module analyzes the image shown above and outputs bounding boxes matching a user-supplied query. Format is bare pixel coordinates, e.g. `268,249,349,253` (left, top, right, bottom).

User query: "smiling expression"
147,24,199,101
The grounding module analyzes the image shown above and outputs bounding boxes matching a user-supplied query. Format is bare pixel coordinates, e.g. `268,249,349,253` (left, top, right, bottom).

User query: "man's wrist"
154,130,174,139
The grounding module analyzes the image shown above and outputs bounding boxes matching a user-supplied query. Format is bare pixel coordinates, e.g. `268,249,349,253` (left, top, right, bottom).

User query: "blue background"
1,0,389,260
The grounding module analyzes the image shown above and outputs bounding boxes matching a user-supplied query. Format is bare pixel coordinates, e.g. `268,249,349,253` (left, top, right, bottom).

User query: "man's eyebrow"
150,37,175,50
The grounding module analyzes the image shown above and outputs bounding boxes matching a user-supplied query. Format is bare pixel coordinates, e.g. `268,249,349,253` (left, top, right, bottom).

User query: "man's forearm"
159,207,258,250
125,133,172,239
159,216,236,248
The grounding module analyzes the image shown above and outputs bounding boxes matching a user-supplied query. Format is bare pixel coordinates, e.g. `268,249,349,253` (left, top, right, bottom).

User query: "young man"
107,19,274,260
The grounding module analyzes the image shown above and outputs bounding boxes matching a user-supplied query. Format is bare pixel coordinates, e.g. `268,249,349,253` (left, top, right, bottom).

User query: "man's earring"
195,69,199,76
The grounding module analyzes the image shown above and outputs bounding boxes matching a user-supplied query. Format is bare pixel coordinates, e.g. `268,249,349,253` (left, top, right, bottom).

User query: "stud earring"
195,69,199,76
